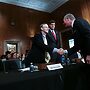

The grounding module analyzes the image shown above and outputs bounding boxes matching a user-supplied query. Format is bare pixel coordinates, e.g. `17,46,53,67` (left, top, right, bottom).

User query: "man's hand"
57,48,64,55
86,55,90,64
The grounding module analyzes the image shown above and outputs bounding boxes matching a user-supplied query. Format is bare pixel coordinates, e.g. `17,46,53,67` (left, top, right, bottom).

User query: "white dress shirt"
42,34,51,63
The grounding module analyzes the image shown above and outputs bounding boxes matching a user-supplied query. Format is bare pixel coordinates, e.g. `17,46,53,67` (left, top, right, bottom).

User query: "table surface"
0,63,90,90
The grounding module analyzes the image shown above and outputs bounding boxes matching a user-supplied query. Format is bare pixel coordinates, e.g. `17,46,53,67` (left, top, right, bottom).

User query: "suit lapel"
48,30,56,42
39,32,44,44
55,31,59,41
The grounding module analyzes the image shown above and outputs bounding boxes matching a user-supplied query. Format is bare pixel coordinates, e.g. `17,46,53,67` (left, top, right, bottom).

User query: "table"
0,69,63,90
62,63,90,90
0,63,90,90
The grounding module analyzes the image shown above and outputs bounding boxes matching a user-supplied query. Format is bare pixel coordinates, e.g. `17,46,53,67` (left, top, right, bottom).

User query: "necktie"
43,35,51,63
52,30,57,40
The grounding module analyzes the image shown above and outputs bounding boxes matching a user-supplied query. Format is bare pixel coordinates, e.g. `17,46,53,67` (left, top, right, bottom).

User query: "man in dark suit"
24,23,63,67
63,13,90,64
48,20,62,63
62,13,90,90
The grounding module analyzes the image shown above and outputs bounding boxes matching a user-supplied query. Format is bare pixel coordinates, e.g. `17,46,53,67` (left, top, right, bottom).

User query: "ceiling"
0,0,69,13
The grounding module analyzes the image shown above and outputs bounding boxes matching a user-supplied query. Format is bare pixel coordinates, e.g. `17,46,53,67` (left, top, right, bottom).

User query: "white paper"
47,63,63,70
18,67,30,72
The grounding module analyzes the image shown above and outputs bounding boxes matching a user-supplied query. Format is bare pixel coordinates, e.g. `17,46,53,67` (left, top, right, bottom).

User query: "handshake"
57,48,67,55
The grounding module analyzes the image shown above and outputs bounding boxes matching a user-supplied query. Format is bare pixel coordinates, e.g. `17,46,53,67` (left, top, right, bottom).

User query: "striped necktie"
52,30,57,40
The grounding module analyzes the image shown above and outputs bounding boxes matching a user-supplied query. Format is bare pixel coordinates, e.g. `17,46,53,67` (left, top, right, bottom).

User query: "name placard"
18,67,30,72
47,63,63,70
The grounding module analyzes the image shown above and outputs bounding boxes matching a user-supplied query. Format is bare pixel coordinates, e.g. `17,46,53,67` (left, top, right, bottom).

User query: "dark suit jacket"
68,18,90,61
48,29,61,62
24,32,55,67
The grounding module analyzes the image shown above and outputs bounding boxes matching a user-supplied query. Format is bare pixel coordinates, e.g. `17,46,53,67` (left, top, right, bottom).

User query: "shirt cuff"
53,48,59,53
64,50,68,54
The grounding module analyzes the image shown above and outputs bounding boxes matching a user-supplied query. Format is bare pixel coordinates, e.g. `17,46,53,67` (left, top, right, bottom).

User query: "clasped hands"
57,48,64,55
86,55,90,64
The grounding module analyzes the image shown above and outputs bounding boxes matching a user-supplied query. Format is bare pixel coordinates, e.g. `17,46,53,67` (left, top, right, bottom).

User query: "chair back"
2,59,22,72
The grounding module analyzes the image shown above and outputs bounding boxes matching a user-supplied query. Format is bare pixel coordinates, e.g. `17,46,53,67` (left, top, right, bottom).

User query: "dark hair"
0,55,6,59
48,20,55,24
5,51,11,55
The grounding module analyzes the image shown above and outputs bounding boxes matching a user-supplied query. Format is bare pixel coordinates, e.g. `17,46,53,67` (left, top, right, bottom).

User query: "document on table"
18,67,30,72
47,63,63,70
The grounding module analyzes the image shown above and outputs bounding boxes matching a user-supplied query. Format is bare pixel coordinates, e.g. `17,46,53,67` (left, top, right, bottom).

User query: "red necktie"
52,30,57,40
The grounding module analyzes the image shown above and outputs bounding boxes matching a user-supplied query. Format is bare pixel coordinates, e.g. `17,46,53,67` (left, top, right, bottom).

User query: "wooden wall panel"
0,3,50,56
51,0,90,49
0,0,90,55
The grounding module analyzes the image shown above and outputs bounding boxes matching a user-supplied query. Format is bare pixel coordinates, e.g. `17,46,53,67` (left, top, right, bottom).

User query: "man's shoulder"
32,33,42,41
74,18,82,26
34,32,42,37
49,29,59,33
75,17,85,23
75,17,89,26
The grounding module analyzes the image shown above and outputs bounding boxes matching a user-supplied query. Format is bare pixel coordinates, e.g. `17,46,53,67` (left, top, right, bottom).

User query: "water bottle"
61,55,66,65
66,58,70,65
30,62,34,72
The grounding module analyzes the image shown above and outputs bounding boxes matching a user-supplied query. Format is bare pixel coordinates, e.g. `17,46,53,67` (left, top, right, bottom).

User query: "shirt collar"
43,34,46,38
71,19,75,27
42,33,46,38
50,29,54,32
41,31,46,36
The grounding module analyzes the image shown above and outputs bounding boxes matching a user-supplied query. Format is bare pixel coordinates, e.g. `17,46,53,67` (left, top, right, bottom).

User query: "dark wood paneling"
0,3,50,55
0,0,90,55
51,0,90,49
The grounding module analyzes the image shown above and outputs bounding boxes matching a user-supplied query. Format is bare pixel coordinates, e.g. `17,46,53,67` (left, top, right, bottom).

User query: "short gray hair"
64,13,75,20
40,23,47,28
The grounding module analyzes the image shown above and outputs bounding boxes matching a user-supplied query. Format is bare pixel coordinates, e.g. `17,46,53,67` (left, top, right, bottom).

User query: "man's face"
63,18,71,27
41,24,49,33
49,23,55,30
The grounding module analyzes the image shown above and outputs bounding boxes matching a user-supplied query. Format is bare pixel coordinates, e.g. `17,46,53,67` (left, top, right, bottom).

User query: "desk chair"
2,59,22,72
